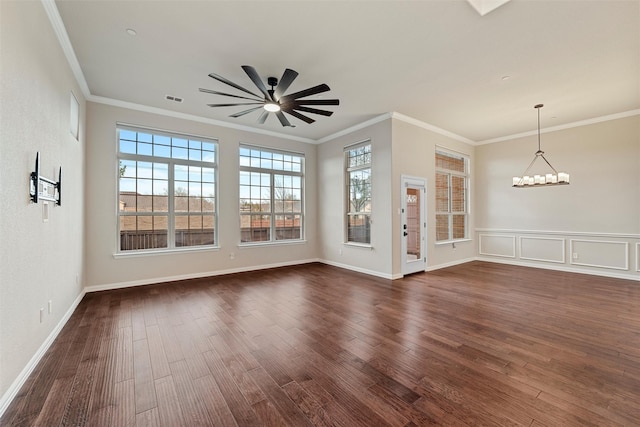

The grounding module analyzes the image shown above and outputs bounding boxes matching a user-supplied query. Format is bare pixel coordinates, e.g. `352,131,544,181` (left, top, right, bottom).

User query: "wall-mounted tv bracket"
29,152,61,205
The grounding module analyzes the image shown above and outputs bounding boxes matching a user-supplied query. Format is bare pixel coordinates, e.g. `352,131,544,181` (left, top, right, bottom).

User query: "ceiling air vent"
165,95,183,103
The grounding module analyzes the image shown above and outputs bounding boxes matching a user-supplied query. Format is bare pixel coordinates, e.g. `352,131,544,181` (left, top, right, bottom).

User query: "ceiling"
53,0,640,144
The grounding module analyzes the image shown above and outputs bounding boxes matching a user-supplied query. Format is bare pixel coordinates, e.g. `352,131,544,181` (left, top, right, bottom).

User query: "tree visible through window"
435,149,468,242
345,143,372,244
117,127,217,251
239,146,304,243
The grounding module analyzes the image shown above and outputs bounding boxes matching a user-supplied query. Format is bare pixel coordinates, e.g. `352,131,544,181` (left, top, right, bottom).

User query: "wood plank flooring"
2,261,640,426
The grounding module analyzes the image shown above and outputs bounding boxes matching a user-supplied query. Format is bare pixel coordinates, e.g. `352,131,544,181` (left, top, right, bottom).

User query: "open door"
401,176,426,276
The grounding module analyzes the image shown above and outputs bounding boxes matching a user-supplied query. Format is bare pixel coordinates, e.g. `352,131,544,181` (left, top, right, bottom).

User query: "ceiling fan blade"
256,110,269,124
199,88,262,102
241,65,271,100
294,106,334,116
275,111,293,127
230,106,263,118
208,72,260,98
274,68,299,100
207,103,263,107
293,99,340,106
280,84,330,102
283,108,315,124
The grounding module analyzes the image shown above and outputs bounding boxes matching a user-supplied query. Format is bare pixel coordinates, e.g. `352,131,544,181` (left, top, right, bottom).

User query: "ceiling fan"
199,65,339,127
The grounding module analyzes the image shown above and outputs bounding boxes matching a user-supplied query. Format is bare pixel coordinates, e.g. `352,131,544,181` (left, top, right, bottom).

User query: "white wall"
84,102,319,290
317,119,394,278
391,118,476,273
0,0,86,408
317,116,477,279
475,115,640,279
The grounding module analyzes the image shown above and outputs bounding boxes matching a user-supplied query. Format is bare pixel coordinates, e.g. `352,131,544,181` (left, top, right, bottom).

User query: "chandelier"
513,104,569,187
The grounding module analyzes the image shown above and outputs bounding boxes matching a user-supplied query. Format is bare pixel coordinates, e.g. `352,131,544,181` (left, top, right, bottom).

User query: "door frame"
401,175,427,276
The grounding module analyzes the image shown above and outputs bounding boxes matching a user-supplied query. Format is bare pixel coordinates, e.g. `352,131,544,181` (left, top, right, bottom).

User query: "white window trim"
115,125,219,253
435,148,470,243
238,144,305,245
344,140,372,245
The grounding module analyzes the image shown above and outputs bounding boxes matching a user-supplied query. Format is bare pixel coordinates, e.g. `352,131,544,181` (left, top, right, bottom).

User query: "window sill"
113,245,219,258
343,242,373,250
435,238,473,246
238,240,307,249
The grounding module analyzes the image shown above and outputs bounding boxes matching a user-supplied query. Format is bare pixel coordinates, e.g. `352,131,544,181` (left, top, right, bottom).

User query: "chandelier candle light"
513,104,569,187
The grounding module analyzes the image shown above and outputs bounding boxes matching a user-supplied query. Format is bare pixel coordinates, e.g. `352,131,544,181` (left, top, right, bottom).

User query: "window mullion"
270,172,275,241
168,160,175,248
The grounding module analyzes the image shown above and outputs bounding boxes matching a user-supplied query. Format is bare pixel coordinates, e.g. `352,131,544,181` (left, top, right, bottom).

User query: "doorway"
401,176,426,276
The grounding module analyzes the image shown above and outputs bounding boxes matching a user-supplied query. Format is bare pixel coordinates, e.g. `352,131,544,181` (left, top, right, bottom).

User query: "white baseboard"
319,259,397,280
0,290,86,418
475,256,640,281
84,258,321,293
426,257,476,272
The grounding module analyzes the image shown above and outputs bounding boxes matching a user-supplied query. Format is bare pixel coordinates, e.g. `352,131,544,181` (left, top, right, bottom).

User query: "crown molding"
88,95,316,144
316,113,393,144
41,0,90,98
476,109,640,145
390,112,476,145
41,0,639,147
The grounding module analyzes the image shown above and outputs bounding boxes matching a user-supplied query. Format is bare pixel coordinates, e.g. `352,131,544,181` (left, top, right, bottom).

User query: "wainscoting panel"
519,236,565,264
479,234,516,258
475,229,640,281
570,240,629,270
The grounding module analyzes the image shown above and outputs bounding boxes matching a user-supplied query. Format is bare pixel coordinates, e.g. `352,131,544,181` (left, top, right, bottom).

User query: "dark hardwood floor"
2,261,639,426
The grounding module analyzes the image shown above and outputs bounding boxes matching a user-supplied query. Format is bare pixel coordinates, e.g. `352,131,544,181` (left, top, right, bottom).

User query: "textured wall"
0,0,86,404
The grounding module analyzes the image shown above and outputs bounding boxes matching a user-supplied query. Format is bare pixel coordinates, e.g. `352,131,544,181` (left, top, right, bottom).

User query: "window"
239,146,304,243
345,142,372,244
435,149,469,242
118,126,217,252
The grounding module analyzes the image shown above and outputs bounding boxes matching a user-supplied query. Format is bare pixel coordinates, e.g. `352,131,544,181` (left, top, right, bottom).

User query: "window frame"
435,148,470,243
238,144,305,245
116,124,219,253
344,141,372,245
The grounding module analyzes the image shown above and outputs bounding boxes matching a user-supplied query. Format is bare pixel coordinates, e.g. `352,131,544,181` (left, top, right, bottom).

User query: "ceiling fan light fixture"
263,102,280,112
201,66,339,127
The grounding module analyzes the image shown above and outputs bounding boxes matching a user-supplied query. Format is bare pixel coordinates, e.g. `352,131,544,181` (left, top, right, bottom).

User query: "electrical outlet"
48,300,52,314
39,308,45,323
339,248,343,255
572,253,579,260
229,252,235,260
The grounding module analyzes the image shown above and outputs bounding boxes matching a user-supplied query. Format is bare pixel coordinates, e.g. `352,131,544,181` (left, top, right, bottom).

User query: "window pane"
120,140,136,154
347,214,370,244
239,146,304,243
175,214,215,247
436,152,465,173
189,196,202,212
119,215,168,251
119,160,136,178
436,172,449,212
345,143,372,244
348,169,371,214
451,176,465,213
275,214,301,240
138,143,152,156
176,215,214,247
118,127,218,251
452,214,466,240
436,214,450,241
240,214,271,243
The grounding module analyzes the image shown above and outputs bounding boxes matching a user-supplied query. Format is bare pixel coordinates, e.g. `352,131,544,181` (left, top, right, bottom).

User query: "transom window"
435,149,469,242
117,126,217,252
239,146,304,243
345,142,372,244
